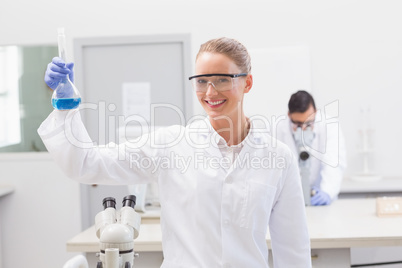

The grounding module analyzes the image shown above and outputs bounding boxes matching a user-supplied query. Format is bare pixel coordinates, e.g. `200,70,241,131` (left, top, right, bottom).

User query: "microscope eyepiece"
122,195,137,209
300,151,310,161
102,197,116,210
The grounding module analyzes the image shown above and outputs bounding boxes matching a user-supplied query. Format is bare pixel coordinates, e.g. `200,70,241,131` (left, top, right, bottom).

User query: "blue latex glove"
311,187,331,206
44,57,74,90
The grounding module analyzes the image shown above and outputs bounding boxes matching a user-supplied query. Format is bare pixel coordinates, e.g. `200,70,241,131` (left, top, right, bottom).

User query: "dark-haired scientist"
275,90,347,206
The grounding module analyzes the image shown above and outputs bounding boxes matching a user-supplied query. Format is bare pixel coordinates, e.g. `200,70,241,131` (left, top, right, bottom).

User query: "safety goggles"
290,119,315,130
188,73,247,92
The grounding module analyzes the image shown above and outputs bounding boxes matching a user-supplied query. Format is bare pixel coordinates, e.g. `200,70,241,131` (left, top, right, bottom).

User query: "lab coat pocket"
239,181,277,234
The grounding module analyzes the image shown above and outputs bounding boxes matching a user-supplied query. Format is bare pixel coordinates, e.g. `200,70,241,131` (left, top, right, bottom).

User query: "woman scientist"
38,37,312,267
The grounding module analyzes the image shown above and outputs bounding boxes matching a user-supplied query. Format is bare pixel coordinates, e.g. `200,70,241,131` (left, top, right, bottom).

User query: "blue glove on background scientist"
275,90,347,206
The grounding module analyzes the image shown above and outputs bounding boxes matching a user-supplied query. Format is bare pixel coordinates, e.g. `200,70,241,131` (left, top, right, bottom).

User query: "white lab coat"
274,116,347,200
38,110,311,268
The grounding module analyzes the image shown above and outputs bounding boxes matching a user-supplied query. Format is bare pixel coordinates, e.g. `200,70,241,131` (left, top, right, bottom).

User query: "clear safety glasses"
290,119,315,130
188,73,248,92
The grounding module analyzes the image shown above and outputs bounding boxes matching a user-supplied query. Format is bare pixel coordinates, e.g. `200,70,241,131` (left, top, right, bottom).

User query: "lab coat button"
223,220,230,227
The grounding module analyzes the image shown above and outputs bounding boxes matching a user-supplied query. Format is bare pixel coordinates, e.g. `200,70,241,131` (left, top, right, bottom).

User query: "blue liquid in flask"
52,98,81,110
51,28,82,110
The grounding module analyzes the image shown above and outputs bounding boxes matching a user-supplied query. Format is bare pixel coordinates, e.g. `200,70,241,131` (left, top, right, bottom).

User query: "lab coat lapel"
226,121,266,175
226,142,250,175
194,118,223,159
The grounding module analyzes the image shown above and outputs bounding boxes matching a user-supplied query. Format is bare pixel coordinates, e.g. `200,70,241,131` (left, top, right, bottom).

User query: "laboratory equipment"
63,255,89,268
95,195,141,268
128,184,147,212
51,28,81,110
351,107,382,182
376,197,402,217
293,127,315,206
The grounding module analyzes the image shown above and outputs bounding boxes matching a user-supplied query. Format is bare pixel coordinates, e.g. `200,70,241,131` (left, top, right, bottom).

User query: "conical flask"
51,28,81,110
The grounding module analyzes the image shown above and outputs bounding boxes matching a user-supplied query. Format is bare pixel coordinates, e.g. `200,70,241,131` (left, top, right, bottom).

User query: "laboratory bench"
66,198,402,268
340,176,402,198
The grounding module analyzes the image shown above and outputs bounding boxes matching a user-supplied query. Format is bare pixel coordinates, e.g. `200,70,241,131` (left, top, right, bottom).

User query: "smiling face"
195,52,252,122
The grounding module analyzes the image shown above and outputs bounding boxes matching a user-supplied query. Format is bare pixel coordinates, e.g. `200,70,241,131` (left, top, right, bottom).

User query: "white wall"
2,0,400,177
1,0,402,267
0,153,82,268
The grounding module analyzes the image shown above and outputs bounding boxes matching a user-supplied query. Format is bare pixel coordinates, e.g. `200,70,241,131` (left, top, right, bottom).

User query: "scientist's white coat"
38,110,311,268
275,116,347,200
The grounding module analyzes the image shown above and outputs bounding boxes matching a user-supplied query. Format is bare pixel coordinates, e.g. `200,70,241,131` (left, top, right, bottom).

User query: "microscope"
95,195,141,268
293,127,315,206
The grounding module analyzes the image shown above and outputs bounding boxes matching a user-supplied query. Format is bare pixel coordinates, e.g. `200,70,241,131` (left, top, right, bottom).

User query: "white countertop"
66,198,402,252
305,198,402,248
0,185,14,198
341,176,402,193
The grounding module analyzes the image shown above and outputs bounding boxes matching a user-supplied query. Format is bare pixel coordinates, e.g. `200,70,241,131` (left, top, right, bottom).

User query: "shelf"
341,177,402,193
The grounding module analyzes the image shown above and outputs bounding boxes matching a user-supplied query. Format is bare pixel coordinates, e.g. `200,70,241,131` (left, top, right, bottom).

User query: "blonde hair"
196,37,252,73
